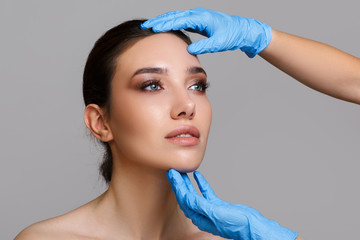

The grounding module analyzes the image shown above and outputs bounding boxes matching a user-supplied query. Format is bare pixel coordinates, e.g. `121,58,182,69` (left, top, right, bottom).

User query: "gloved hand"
167,169,298,240
141,8,272,58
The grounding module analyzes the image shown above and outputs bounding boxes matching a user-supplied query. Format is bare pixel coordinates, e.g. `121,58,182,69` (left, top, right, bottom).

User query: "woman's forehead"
115,33,201,74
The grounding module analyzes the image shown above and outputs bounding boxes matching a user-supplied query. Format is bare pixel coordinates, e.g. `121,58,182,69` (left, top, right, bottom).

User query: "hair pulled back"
82,19,192,184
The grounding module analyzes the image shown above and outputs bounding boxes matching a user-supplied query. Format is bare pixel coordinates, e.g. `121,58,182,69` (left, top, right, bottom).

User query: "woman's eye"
189,84,202,91
140,80,163,91
189,80,209,92
144,83,161,91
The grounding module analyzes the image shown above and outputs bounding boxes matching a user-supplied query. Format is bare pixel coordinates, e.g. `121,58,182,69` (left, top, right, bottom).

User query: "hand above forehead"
141,8,272,57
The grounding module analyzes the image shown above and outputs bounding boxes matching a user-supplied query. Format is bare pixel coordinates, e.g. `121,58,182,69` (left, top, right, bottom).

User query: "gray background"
1,0,359,239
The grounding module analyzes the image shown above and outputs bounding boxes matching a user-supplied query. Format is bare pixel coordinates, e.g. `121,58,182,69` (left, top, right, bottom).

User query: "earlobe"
84,104,113,142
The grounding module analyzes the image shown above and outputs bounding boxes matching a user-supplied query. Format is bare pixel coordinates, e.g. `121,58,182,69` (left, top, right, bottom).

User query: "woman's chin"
168,159,202,173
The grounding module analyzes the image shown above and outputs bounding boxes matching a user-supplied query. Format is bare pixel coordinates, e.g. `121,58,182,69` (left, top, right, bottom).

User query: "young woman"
17,6,360,239
15,18,302,240
14,19,222,240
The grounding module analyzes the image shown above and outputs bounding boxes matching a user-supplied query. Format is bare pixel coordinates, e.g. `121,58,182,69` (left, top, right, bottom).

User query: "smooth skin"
259,30,360,105
15,34,223,240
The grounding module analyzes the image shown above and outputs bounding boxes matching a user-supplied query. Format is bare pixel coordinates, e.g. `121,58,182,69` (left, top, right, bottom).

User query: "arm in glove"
167,169,298,240
141,8,272,58
142,8,360,104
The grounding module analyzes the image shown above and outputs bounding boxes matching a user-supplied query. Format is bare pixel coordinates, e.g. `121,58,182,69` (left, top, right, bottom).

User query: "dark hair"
82,19,192,184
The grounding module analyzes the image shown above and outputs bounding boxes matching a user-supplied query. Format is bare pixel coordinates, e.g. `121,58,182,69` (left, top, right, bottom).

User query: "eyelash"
190,79,209,92
140,80,163,91
140,79,209,92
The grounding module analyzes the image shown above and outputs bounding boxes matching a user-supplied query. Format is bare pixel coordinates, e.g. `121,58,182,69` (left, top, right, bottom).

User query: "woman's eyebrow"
187,67,207,76
132,67,168,77
131,66,207,78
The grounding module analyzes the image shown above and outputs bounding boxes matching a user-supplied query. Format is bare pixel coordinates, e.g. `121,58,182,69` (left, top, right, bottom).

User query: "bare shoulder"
14,199,98,240
14,218,67,240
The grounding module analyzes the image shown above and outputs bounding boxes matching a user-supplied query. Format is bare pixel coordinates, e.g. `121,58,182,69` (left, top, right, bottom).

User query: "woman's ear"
84,104,113,142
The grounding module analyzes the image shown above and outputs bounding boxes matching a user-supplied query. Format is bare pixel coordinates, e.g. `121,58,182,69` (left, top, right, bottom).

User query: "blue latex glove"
141,8,272,58
167,169,298,240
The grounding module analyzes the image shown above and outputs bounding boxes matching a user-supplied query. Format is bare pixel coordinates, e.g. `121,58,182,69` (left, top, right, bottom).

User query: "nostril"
176,111,194,119
171,98,196,119
177,111,186,117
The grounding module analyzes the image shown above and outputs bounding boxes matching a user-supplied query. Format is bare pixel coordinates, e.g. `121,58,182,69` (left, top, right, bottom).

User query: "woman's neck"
93,162,196,240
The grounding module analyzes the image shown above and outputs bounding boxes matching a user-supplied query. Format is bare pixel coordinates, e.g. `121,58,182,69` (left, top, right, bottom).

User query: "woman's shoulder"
15,200,98,240
15,218,65,240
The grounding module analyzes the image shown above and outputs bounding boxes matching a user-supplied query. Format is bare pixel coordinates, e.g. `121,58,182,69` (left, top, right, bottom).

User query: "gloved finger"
140,10,185,29
187,37,222,55
184,28,208,37
167,169,210,216
181,173,198,195
167,170,197,217
150,13,206,33
167,169,194,207
193,171,219,201
167,169,186,195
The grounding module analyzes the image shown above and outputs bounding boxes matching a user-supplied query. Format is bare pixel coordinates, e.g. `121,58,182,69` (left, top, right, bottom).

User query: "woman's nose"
170,91,196,120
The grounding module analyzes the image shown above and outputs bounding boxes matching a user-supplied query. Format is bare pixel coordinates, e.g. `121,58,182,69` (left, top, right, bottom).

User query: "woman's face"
107,33,212,172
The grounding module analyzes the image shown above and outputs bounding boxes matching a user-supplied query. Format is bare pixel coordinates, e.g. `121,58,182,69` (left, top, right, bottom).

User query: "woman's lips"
165,125,200,146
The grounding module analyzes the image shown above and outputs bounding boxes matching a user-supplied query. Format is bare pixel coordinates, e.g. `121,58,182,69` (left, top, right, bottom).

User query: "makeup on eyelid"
138,79,163,91
135,79,209,92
